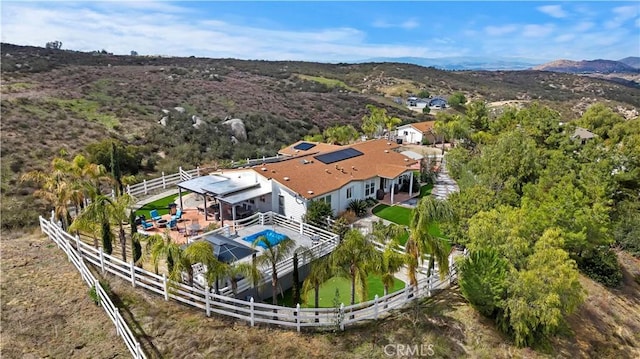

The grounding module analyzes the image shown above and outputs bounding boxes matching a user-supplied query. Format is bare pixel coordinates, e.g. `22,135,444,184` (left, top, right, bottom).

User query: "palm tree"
148,232,180,275
302,256,332,315
181,240,217,287
406,197,454,287
369,223,406,296
72,193,133,261
330,229,379,305
226,262,262,296
253,236,296,305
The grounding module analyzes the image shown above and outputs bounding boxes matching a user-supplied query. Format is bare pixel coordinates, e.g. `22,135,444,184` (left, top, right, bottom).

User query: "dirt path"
0,230,129,358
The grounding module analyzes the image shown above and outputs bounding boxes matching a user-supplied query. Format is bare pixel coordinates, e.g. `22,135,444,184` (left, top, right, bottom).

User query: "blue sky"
1,1,638,62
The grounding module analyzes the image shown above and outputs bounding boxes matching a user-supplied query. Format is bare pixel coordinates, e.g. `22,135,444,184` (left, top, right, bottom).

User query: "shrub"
304,200,333,225
459,249,510,317
576,247,623,287
347,199,367,217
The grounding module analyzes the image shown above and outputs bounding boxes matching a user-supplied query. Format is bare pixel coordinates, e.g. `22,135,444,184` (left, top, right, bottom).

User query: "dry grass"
0,230,129,358
4,229,639,358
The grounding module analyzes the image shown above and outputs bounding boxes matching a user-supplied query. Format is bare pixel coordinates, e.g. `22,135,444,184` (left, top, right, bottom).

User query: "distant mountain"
533,59,639,74
354,56,542,71
618,56,640,69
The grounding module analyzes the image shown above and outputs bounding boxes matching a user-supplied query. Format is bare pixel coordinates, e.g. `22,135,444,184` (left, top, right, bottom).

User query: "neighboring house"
395,121,439,145
428,97,448,109
180,139,418,223
572,127,596,145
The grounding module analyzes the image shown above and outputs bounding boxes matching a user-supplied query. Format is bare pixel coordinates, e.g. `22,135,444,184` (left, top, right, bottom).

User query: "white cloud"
605,5,639,29
373,18,420,30
573,21,595,32
484,24,518,36
537,5,567,18
522,24,555,38
555,34,575,43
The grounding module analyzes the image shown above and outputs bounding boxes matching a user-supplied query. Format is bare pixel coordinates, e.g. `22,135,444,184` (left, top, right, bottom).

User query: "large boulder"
222,118,247,142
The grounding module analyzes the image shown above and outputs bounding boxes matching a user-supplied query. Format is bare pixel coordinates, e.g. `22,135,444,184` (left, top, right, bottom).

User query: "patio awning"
218,185,272,205
204,233,255,263
177,175,228,195
400,150,424,160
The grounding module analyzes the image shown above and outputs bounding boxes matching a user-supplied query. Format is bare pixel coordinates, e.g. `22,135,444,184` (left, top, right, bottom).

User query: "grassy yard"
274,274,405,307
372,203,444,245
419,183,434,198
135,193,180,219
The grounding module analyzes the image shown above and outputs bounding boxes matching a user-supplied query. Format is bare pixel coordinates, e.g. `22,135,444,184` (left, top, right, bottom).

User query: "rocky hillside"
533,59,639,74
619,56,640,69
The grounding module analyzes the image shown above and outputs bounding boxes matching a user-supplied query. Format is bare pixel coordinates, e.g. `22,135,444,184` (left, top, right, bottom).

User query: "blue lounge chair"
140,219,154,229
150,209,162,222
167,218,178,230
172,209,182,222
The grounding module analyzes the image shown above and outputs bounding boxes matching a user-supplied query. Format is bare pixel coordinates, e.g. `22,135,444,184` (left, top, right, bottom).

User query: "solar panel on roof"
293,142,316,151
314,148,364,164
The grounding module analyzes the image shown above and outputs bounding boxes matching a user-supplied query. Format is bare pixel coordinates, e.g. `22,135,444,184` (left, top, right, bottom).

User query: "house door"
278,195,285,215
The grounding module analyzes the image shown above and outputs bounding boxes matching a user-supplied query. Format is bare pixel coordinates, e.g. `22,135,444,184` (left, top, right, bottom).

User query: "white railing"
39,214,457,336
125,167,204,200
39,216,147,359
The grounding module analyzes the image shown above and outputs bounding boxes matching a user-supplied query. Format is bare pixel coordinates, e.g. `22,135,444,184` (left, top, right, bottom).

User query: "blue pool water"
242,230,288,249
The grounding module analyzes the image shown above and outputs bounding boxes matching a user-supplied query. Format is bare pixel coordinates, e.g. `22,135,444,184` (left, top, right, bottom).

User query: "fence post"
163,273,169,301
75,234,81,254
130,261,136,287
296,303,301,332
339,303,345,331
250,297,255,327
205,286,211,317
374,294,379,320
115,308,122,337
427,278,431,297
127,184,131,195
162,171,166,189
196,166,200,177
136,343,142,359
99,248,105,273
299,221,304,235
143,179,148,194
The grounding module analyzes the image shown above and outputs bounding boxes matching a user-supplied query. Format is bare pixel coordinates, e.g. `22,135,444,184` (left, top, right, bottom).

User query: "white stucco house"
395,121,439,145
178,139,419,223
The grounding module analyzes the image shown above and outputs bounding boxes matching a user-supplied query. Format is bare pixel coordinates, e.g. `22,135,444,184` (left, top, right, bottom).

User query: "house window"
319,194,332,205
365,180,375,197
403,131,408,135
346,187,353,199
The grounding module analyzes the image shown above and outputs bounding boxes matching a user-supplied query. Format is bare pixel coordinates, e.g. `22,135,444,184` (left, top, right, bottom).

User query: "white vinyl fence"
39,216,147,359
39,214,457,334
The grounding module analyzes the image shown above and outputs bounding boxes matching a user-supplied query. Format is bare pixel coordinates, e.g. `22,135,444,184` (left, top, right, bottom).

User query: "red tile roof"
254,139,417,199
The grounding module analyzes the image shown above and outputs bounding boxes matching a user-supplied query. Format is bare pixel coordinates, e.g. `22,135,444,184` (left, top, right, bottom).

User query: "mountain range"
358,56,640,73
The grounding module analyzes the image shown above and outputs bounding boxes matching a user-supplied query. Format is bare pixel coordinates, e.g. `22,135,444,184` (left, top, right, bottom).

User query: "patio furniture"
140,219,154,230
150,209,162,222
167,219,178,230
156,219,168,228
188,222,201,236
172,209,183,222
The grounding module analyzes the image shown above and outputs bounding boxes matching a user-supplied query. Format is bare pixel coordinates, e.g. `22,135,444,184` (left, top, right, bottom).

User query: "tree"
448,92,467,110
330,229,379,305
302,256,333,311
130,50,138,56
361,104,386,138
458,248,510,317
323,124,359,145
406,197,453,285
226,261,262,296
253,236,296,305
417,89,430,98
504,229,584,347
578,103,624,140
465,100,489,131
304,200,333,226
422,106,431,115
182,241,217,287
369,221,406,296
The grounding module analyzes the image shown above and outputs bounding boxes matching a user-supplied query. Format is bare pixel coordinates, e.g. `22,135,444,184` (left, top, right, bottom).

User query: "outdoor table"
188,223,201,236
157,219,168,228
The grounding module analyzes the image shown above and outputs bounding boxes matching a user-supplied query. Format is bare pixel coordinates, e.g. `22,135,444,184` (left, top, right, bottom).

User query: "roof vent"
384,150,389,153
283,177,290,181
261,167,267,171
387,142,391,145
404,158,409,161
271,170,276,173
307,190,314,195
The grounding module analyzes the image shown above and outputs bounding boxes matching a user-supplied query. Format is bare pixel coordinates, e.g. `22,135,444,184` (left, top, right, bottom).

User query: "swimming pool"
242,229,288,249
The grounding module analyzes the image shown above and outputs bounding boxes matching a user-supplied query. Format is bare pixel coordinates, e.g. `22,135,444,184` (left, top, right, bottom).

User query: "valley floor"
2,230,639,358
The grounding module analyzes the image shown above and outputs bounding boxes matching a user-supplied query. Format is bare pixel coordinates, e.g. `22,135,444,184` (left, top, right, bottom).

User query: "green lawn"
273,274,405,307
372,204,412,226
372,203,444,245
419,183,434,198
135,193,180,219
